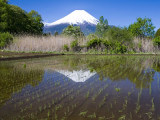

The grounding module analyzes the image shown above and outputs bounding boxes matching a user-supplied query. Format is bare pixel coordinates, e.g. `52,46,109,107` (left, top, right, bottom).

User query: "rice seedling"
98,116,106,120
128,92,131,96
129,112,132,119
20,108,24,113
149,83,152,95
110,103,113,109
61,117,66,120
67,106,70,113
64,112,67,116
79,111,88,117
135,91,142,113
114,99,117,105
86,91,90,98
106,113,115,119
30,103,32,109
157,74,160,89
26,98,29,102
115,88,121,92
135,103,141,114
30,113,34,119
39,106,42,112
43,105,47,110
118,115,126,120
151,98,155,112
87,112,96,119
54,112,58,120
145,112,152,119
47,111,50,118
23,64,26,68
48,103,51,108
122,98,128,110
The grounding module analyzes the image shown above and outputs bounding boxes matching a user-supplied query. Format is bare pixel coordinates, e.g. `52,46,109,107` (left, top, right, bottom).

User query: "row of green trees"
62,15,160,53
0,0,44,48
95,16,157,38
98,16,160,53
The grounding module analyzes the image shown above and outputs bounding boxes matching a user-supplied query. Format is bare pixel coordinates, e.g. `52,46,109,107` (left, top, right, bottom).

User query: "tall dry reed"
133,37,159,53
5,35,74,52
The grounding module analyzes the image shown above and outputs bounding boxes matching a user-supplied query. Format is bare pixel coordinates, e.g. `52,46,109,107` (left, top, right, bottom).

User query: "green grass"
2,49,160,55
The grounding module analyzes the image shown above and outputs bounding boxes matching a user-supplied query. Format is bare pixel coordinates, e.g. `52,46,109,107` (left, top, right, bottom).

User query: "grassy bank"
1,49,159,57
2,35,160,55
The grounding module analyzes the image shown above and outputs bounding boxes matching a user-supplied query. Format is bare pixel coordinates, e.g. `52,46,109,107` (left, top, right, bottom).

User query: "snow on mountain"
44,10,99,35
45,10,99,27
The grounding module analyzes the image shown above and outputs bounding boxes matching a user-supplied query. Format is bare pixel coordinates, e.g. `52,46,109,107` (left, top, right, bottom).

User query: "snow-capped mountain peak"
45,10,99,27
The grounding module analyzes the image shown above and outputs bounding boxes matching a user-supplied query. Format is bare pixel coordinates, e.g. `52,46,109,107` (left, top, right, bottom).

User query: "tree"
0,0,8,3
62,25,84,39
27,10,44,34
128,17,155,38
153,36,160,47
96,16,109,37
54,31,58,37
104,27,133,45
6,5,30,34
0,0,8,32
155,28,160,38
0,32,13,48
0,2,44,34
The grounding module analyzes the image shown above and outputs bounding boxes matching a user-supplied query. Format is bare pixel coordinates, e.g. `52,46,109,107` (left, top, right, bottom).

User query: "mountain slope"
44,10,99,35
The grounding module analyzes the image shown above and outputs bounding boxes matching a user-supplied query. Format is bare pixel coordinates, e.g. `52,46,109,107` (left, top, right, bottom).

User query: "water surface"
0,55,160,120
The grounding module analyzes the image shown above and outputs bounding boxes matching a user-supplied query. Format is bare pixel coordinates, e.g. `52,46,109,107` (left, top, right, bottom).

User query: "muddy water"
0,55,160,120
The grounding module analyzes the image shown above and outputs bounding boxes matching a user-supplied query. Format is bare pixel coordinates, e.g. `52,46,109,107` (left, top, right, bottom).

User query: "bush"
110,42,127,54
87,34,98,41
155,29,160,38
0,32,13,48
112,42,127,54
63,44,69,51
102,40,111,47
71,40,78,48
86,38,127,53
70,40,81,52
153,36,160,47
87,38,102,48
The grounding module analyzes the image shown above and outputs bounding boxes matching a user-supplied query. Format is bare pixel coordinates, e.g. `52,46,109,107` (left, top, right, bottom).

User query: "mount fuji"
44,10,99,35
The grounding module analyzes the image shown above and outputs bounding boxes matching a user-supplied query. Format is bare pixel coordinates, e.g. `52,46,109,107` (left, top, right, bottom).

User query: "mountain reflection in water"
56,70,96,82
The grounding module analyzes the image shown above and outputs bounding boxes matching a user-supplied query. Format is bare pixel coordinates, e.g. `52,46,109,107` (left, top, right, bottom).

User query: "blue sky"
10,0,160,30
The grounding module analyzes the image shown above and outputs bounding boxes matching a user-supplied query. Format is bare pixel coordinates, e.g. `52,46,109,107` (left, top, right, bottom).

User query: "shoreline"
0,50,160,61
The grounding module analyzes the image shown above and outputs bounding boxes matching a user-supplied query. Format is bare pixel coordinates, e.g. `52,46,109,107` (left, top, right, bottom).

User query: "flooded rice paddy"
0,55,160,120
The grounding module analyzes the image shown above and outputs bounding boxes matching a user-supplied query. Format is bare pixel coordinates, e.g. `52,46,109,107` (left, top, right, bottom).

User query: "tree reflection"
62,56,159,89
